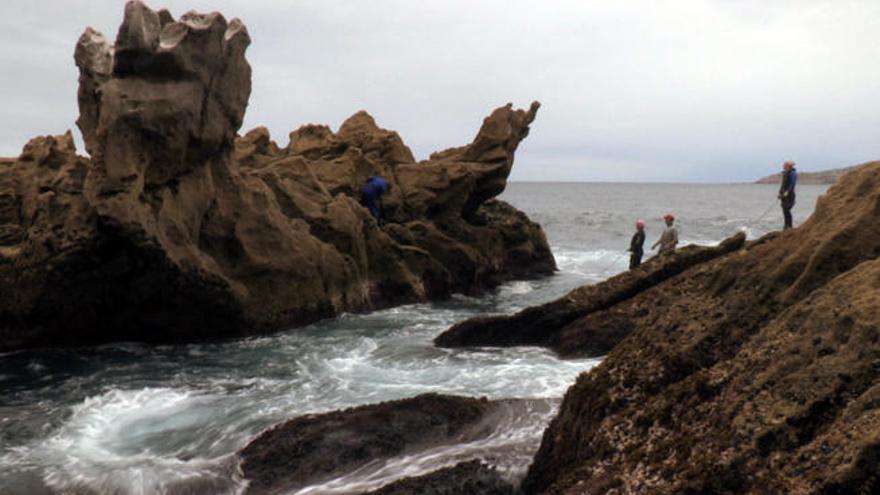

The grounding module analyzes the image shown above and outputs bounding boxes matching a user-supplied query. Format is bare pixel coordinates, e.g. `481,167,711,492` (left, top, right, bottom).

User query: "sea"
0,183,828,494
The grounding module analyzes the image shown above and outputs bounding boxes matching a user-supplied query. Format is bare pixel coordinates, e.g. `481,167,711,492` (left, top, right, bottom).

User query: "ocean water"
0,183,828,494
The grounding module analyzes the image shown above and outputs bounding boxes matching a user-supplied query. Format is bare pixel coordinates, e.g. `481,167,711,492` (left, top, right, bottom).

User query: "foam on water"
0,238,705,494
0,282,601,494
2,388,246,495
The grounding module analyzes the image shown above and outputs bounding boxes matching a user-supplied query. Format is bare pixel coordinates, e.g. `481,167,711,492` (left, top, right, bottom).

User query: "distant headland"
755,164,860,184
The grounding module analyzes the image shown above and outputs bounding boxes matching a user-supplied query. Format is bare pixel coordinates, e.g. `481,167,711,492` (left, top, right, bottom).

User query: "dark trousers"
361,193,381,221
781,193,795,229
629,251,643,269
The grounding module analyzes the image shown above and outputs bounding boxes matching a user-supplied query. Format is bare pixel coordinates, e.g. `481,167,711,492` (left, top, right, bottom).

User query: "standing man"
778,160,798,230
652,213,678,254
629,219,646,269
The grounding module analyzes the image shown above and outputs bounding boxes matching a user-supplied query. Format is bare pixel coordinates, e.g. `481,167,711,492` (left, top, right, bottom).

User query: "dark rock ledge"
435,232,747,357
237,393,544,494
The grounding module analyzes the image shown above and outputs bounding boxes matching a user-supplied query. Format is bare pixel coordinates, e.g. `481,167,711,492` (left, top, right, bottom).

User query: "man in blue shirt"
360,176,389,223
778,160,797,230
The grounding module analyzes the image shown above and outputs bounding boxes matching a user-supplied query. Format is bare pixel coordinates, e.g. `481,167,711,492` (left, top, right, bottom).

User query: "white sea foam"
0,246,604,495
3,388,246,495
552,246,629,281
498,280,535,296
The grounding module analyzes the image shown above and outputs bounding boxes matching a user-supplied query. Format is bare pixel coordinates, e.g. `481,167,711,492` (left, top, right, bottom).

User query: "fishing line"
597,252,626,277
741,198,779,233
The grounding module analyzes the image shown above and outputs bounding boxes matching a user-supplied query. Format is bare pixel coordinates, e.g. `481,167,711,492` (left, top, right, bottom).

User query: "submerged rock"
363,460,515,495
0,1,552,350
237,394,524,494
520,162,880,494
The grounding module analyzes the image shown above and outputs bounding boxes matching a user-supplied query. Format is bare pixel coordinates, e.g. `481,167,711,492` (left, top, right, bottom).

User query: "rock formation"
237,394,519,494
509,162,880,493
435,232,746,356
0,1,552,351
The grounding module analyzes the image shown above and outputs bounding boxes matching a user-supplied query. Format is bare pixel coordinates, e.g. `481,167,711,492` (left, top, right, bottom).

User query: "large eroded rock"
0,1,553,350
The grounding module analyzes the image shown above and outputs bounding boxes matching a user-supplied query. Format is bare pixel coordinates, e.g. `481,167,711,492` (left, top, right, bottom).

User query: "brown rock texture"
238,394,497,494
0,1,552,351
520,161,880,494
363,460,515,495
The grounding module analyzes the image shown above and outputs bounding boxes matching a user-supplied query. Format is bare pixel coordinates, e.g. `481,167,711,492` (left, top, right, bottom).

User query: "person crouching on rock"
629,219,646,269
778,160,797,230
652,213,678,255
360,176,389,224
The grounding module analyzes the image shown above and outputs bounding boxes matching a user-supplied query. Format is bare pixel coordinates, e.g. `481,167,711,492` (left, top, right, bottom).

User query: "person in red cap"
652,213,678,254
628,219,646,269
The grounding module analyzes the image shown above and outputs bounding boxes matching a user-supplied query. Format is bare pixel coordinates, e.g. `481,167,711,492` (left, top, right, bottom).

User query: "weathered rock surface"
0,1,552,350
435,232,746,356
237,394,515,494
363,460,515,495
520,162,880,494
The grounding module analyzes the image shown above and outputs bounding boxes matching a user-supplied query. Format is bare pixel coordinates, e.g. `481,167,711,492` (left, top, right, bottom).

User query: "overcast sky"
1,0,878,182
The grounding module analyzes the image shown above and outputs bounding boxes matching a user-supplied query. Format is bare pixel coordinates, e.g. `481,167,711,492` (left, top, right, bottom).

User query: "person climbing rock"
360,176,389,223
629,219,646,269
778,160,797,230
652,213,678,254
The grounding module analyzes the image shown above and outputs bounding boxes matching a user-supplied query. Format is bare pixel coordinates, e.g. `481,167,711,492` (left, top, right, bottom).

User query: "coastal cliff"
451,161,877,494
0,1,553,351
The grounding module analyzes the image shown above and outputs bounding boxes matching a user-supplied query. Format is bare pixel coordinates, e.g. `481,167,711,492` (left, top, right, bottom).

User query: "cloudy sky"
1,0,878,182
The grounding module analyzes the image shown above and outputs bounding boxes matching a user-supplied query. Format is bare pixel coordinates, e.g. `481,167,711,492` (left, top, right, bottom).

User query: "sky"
1,0,878,182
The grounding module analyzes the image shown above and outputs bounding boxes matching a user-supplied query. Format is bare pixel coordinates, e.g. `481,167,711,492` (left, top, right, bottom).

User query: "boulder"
0,1,553,350
521,162,880,494
237,394,494,494
238,395,556,494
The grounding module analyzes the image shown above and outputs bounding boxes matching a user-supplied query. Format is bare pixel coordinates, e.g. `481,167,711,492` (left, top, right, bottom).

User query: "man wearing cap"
629,219,646,269
652,214,678,254
778,160,798,230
